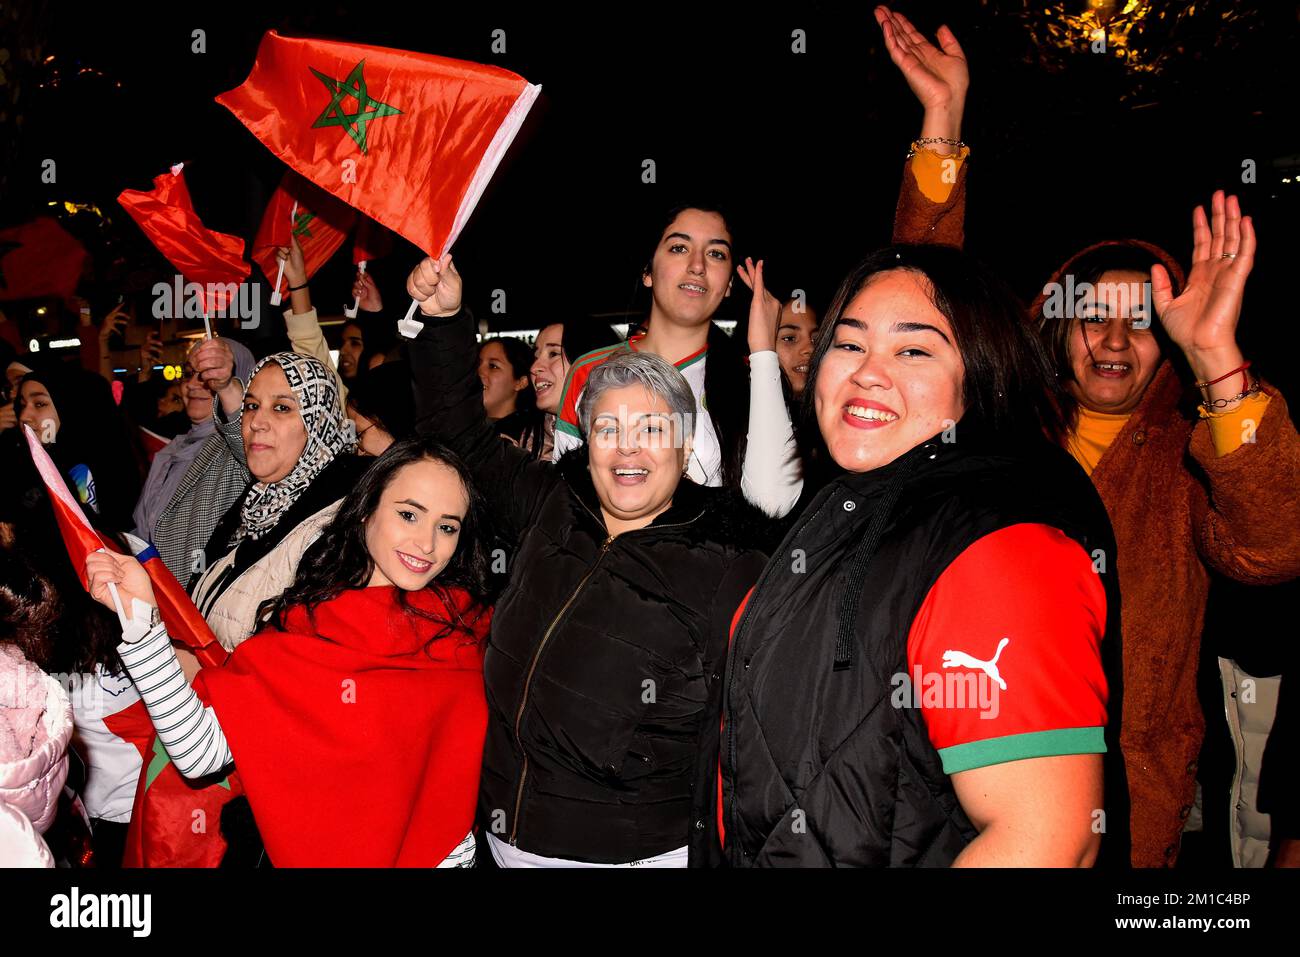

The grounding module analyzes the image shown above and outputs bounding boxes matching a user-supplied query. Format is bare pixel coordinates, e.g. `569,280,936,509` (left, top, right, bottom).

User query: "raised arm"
736,257,803,518
1151,191,1300,583
405,256,562,542
189,336,249,466
876,5,970,248
277,237,347,403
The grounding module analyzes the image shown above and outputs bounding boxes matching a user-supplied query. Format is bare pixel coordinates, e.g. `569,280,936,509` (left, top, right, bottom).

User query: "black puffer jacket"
408,309,770,866
723,427,1130,867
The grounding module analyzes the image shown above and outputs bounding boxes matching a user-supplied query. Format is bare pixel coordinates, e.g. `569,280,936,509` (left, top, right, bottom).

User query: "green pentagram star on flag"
310,59,402,154
292,210,316,238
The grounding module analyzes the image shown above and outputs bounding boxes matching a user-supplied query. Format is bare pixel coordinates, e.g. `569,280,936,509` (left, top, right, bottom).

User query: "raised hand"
190,336,236,394
406,255,462,318
86,550,157,616
354,270,383,313
1151,190,1254,388
875,5,968,143
97,305,128,349
138,331,163,384
737,258,782,356
275,236,308,289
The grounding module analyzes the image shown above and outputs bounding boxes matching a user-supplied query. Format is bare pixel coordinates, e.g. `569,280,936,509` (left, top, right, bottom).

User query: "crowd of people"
2,7,1297,869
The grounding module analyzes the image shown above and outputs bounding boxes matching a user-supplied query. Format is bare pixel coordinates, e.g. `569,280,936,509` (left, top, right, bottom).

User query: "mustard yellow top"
910,144,969,205
1066,393,1272,475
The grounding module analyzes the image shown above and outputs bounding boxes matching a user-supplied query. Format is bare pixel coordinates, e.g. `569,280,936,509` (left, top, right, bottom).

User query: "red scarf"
191,585,490,867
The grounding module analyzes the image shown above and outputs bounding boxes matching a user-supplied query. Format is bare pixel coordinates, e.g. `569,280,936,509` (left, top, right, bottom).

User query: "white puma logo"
941,638,1010,691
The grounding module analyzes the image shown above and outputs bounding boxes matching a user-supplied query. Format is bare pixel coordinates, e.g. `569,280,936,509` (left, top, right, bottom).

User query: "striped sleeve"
117,622,233,779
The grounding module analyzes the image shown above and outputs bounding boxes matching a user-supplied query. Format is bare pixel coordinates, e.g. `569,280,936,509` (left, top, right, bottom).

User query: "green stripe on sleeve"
938,727,1106,775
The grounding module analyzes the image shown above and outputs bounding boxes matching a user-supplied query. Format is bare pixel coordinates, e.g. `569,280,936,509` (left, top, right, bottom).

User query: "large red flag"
0,218,88,302
216,31,540,257
116,164,250,313
253,170,355,298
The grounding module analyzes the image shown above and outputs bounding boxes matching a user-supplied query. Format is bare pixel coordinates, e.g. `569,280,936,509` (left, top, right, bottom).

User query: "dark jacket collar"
556,445,771,550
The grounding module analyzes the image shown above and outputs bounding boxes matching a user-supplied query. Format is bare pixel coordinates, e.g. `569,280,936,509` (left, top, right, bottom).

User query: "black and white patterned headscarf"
235,352,353,544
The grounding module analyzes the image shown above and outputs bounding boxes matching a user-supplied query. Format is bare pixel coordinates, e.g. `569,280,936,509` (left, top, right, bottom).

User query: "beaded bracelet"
906,137,967,159
1197,379,1263,417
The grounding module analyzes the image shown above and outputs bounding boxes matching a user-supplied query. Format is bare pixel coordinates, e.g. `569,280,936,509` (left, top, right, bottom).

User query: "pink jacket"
0,645,73,867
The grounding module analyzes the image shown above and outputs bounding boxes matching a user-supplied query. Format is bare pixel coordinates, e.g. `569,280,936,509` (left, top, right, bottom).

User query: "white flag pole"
269,200,298,307
344,260,367,319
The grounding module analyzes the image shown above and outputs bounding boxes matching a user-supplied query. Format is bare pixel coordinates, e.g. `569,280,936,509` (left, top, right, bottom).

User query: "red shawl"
190,585,490,867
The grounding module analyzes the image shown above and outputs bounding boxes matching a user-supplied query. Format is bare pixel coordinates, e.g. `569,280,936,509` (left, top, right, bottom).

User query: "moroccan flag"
253,170,355,298
22,424,224,667
0,218,88,302
104,705,243,868
117,164,250,313
216,31,541,257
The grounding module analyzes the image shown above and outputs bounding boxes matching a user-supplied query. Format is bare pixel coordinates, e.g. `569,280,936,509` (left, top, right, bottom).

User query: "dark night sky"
6,1,1300,388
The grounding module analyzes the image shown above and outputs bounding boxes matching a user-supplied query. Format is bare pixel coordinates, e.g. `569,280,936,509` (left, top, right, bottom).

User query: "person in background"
479,335,542,453
1031,201,1300,867
774,297,818,400
14,365,144,534
528,320,621,461
86,436,494,867
346,360,415,458
0,548,75,868
133,337,258,583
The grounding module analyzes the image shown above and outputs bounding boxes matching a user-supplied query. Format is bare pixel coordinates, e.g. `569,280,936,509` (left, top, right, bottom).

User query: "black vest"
722,429,1130,867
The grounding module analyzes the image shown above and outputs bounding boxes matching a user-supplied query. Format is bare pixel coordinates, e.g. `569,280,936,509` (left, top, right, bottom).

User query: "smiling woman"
85,436,495,866
724,244,1132,869
405,254,772,867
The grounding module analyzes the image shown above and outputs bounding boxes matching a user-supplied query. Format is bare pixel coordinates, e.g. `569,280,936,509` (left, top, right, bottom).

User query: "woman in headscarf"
189,351,364,652
132,337,257,583
13,364,144,534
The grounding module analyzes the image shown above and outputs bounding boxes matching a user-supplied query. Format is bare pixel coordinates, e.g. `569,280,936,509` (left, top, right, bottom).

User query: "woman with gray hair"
406,255,771,867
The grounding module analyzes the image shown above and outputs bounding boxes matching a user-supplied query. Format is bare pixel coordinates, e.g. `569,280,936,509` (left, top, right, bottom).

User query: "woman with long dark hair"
723,244,1130,867
85,436,495,867
479,335,544,453
549,203,806,518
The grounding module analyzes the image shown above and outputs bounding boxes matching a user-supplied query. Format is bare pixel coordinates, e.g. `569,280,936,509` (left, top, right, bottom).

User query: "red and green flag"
216,30,540,257
252,170,356,299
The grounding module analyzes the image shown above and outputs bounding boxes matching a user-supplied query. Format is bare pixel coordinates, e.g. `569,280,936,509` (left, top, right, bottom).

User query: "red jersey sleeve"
905,523,1109,774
